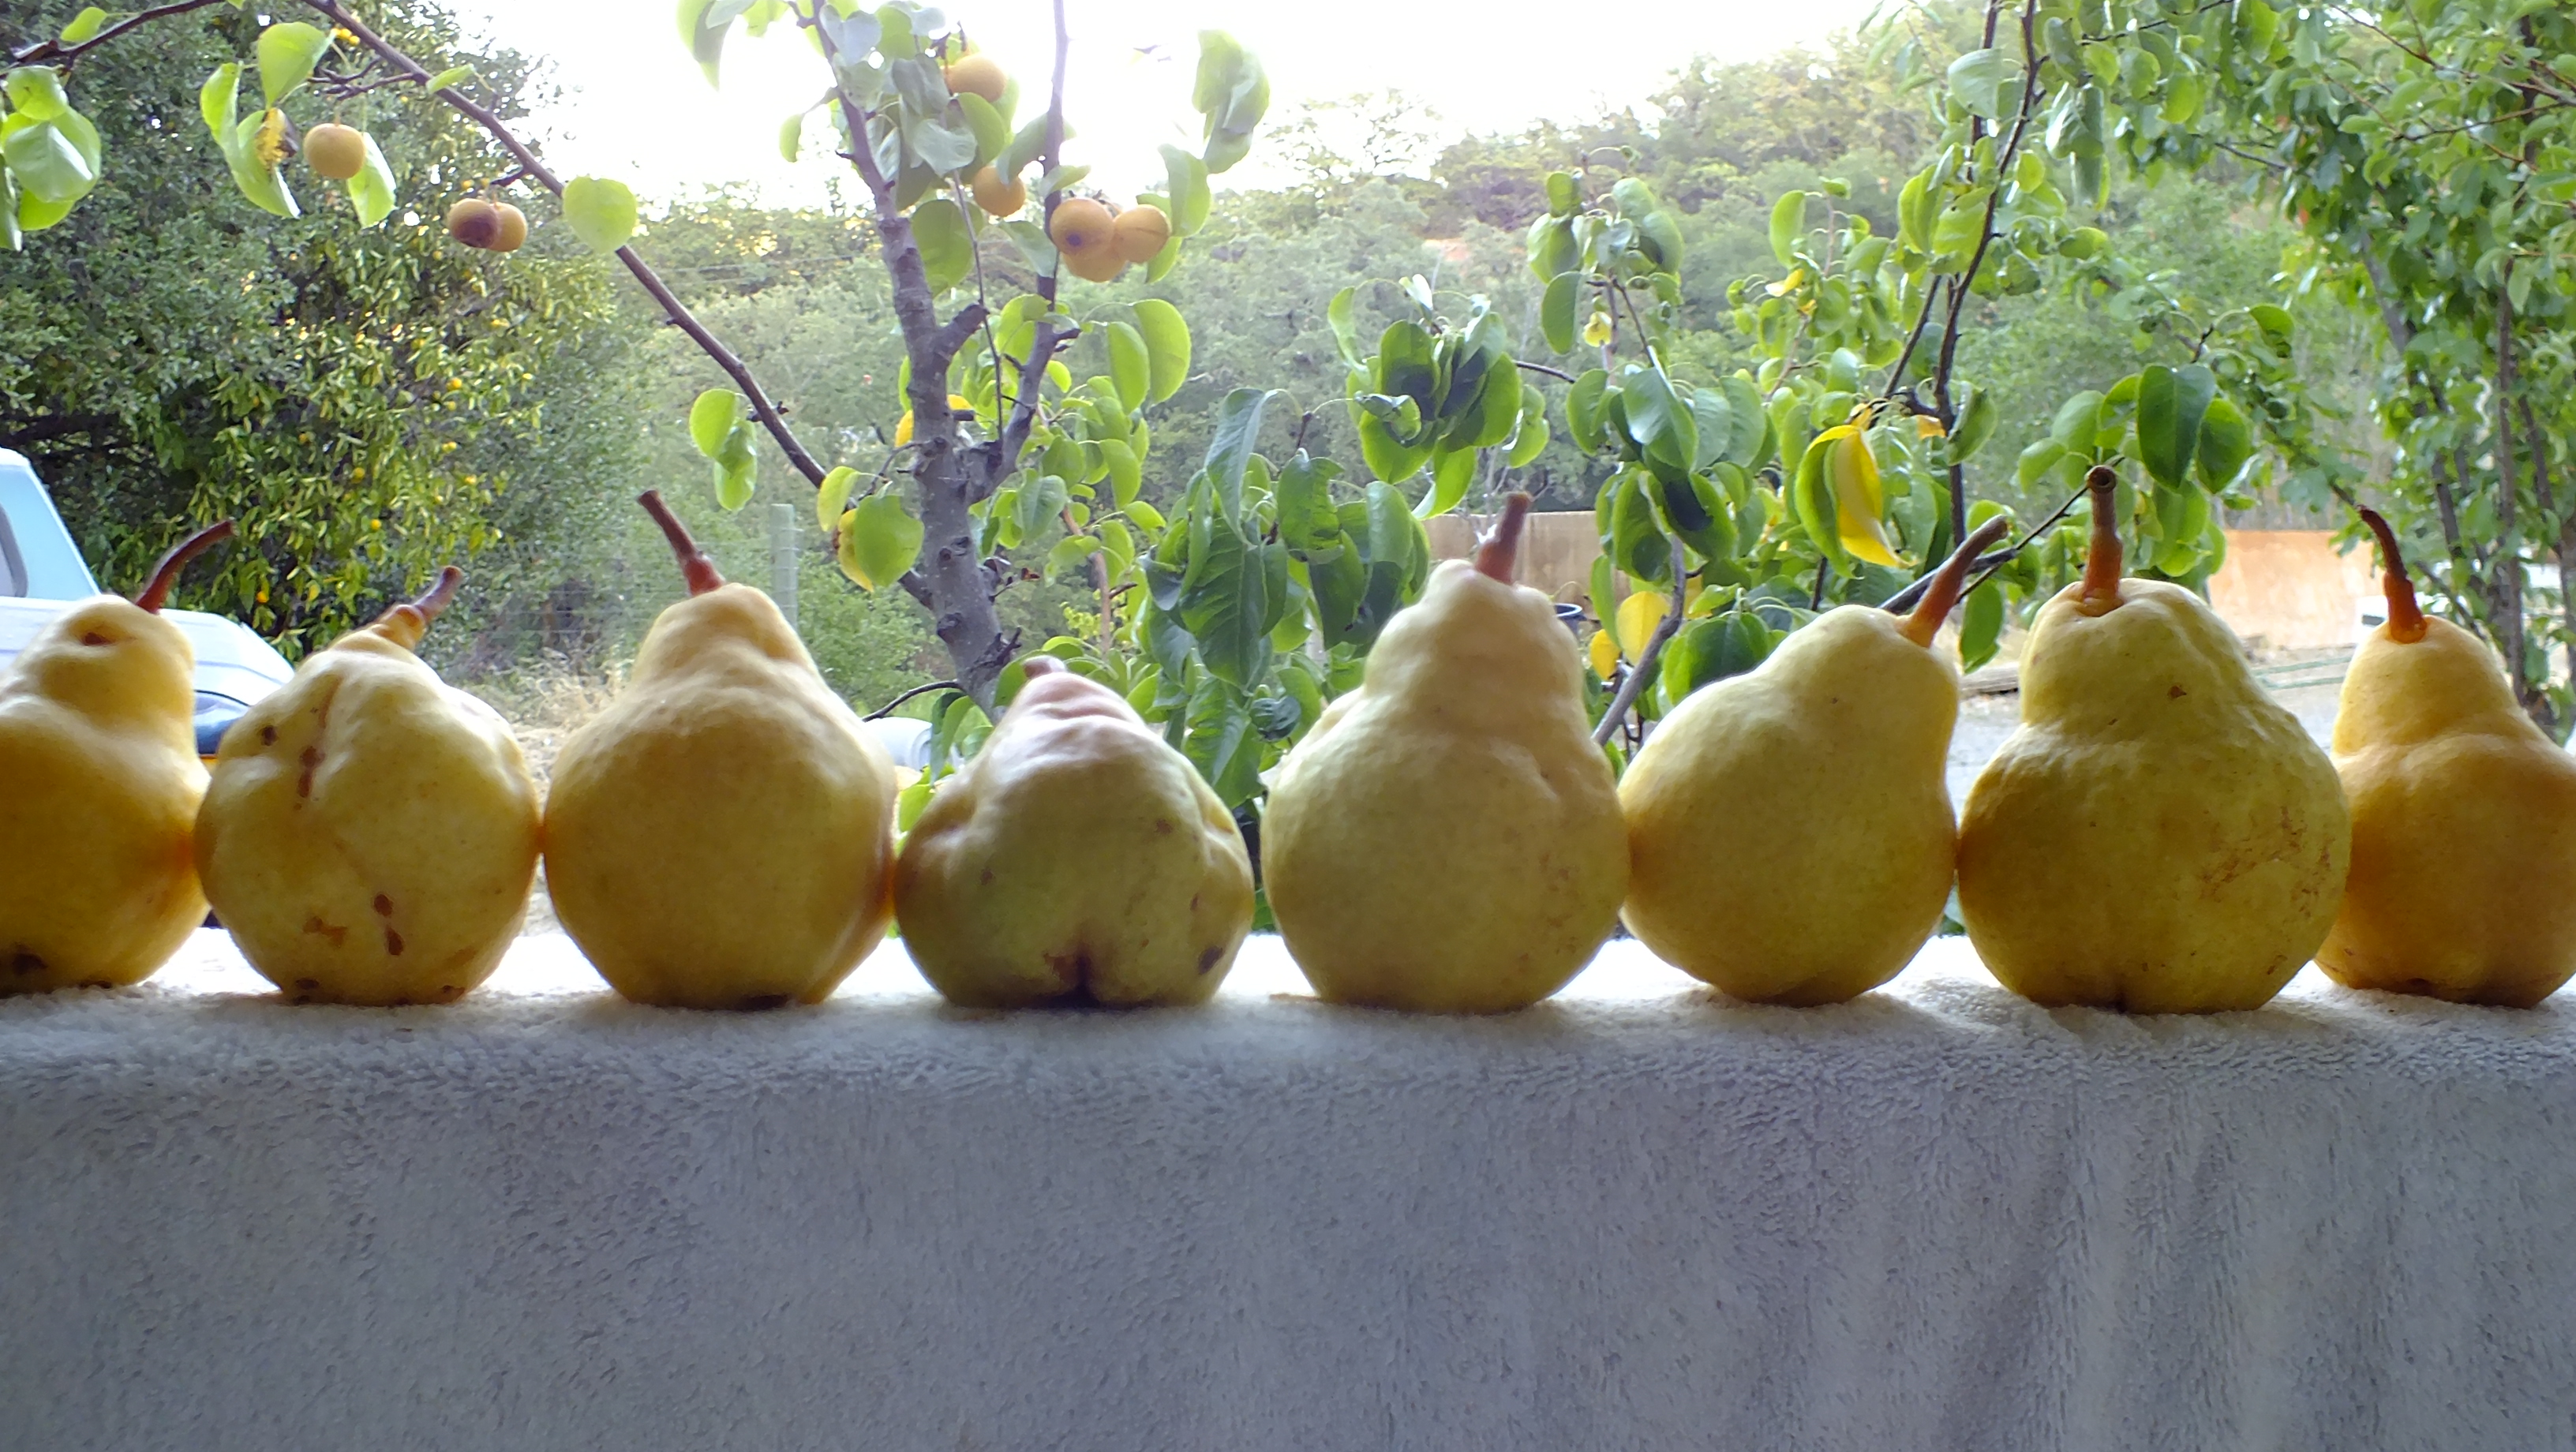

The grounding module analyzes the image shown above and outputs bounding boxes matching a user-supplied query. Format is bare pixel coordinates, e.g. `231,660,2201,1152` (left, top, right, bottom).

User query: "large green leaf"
1619,366,1696,476
688,389,742,457
1768,189,1807,268
562,177,638,253
1184,675,1262,806
1180,510,1271,688
2135,363,2216,490
1133,298,1190,402
2,121,92,205
2195,394,2255,490
1106,320,1150,413
1200,387,1275,518
1159,144,1211,235
1415,445,1475,520
256,22,331,107
1540,271,1578,355
844,490,924,590
678,0,734,85
5,68,69,122
1720,375,1767,465
345,130,397,227
1946,47,2016,120
908,196,972,292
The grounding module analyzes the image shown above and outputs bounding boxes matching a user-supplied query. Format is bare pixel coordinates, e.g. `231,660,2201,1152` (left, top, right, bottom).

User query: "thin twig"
1590,537,1689,747
867,679,963,720
8,0,223,66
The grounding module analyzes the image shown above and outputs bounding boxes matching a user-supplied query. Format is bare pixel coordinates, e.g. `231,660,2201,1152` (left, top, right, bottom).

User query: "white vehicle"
0,449,295,761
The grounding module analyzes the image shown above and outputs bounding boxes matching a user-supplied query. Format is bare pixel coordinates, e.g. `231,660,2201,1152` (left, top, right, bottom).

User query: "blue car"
0,449,296,762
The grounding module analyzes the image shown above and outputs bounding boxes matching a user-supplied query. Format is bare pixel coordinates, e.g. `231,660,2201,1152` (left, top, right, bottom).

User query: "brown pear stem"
407,564,466,623
1020,656,1065,678
1897,515,2013,647
133,520,236,613
2357,507,2426,644
1473,492,1533,584
2076,465,2122,618
638,490,725,596
367,564,465,650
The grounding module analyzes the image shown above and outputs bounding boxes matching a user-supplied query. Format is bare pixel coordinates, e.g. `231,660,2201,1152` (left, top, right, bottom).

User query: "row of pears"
5,475,2570,1014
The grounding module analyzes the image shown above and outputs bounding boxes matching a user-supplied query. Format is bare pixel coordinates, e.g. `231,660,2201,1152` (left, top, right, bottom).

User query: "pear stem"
2076,465,2122,618
133,520,236,613
2357,507,2427,644
367,564,465,650
1020,656,1064,678
406,564,466,623
638,490,725,596
1897,515,2012,647
1473,492,1533,584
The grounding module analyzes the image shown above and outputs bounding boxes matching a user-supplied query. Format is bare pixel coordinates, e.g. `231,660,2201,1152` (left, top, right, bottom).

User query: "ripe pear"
894,657,1254,1007
544,492,898,1009
1956,466,2349,1012
2315,510,2576,1007
303,122,368,181
1262,494,1627,1012
196,567,540,1005
1622,516,2012,1004
0,522,234,994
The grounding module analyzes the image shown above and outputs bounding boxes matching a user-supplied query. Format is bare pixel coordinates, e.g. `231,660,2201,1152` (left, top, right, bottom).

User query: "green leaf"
1046,533,1099,580
1951,386,1998,462
1567,369,1610,453
1200,387,1275,517
1720,375,1766,465
844,490,925,589
1132,298,1190,402
561,176,638,253
1099,437,1142,505
1415,446,1474,520
1540,272,1578,355
2135,363,2216,491
2,122,92,205
1545,170,1578,216
1898,170,1936,253
1959,582,2004,672
1768,189,1808,268
997,114,1050,180
909,196,972,292
2016,437,2069,488
2194,394,2254,490
816,465,860,533
6,68,69,122
1180,511,1271,688
1106,320,1150,413
1619,366,1696,476
1325,286,1363,369
59,10,107,45
1507,386,1549,468
345,129,396,227
713,426,758,509
200,62,239,140
1184,675,1262,806
1946,47,2016,120
256,22,331,108
957,92,1007,168
425,65,476,93
778,110,806,162
1526,214,1576,280
678,0,732,85
1662,612,1773,701
2049,391,2104,452
1159,143,1211,235
2249,303,2293,353
688,388,743,458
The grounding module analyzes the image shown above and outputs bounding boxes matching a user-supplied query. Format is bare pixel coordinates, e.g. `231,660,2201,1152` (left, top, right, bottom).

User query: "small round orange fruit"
1064,245,1126,283
489,203,529,253
943,53,1005,103
1110,203,1170,264
304,122,368,181
446,198,502,249
1048,196,1114,257
970,164,1028,217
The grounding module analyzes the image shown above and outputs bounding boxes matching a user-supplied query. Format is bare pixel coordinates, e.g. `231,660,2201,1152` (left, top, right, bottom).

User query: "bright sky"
440,0,1887,208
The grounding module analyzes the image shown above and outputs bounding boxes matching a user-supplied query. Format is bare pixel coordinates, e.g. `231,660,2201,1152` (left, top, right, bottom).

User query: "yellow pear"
895,657,1253,1007
0,522,234,994
1623,516,2012,1004
1956,466,2349,1012
1261,493,1627,1012
196,567,540,1005
544,492,897,1009
2316,510,2576,1006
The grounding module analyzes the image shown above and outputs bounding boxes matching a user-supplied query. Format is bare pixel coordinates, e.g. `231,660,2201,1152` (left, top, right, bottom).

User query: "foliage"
2189,0,2576,732
0,1,642,653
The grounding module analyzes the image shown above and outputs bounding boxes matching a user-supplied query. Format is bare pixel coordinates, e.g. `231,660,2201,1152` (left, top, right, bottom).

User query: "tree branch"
297,0,828,486
1590,536,1688,748
8,0,224,67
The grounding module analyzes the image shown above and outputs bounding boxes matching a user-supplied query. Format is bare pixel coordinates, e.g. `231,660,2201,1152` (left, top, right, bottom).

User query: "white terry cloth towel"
4,928,2574,1451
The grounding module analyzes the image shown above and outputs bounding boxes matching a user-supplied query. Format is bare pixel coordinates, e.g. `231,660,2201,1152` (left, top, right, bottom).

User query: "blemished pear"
1261,493,1627,1012
1622,516,2012,1004
196,567,541,1005
543,492,898,1009
2316,510,2576,1007
0,522,234,993
1956,466,2349,1012
895,657,1254,1007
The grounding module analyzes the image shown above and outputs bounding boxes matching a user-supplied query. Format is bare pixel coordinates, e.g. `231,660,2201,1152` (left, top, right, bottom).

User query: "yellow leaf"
1765,268,1809,297
1616,590,1668,663
1587,628,1619,680
836,508,868,586
1827,429,1902,567
255,108,290,169
1914,414,1947,439
1582,311,1612,348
